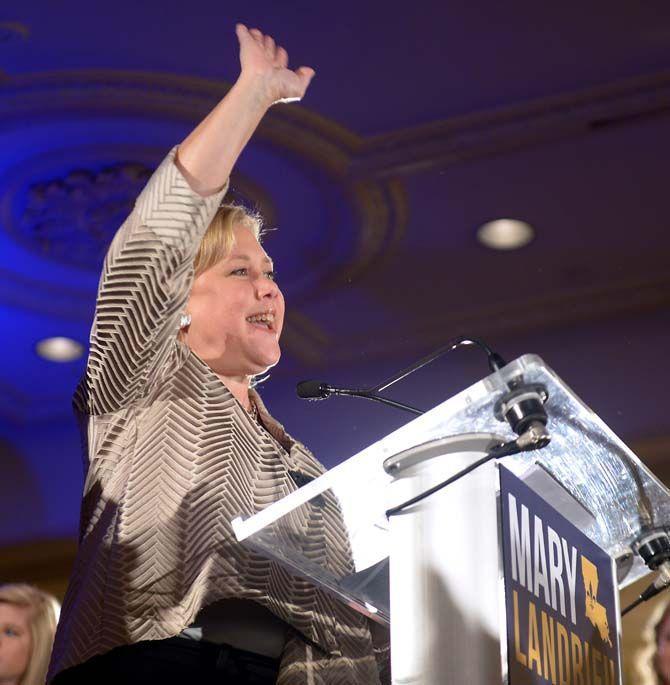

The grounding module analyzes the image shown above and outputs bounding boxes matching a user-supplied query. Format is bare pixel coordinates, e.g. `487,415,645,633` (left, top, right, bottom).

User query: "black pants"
52,635,280,685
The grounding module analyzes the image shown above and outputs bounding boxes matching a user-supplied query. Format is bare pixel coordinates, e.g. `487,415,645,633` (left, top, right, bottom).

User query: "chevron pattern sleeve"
82,147,229,414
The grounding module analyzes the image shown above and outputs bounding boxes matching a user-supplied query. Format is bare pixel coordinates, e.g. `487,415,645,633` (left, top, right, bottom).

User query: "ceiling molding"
0,69,361,170
280,309,330,367
333,176,409,285
350,71,670,179
0,267,93,320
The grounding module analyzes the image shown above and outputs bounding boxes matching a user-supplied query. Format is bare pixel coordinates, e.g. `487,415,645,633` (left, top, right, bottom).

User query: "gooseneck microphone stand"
297,336,507,417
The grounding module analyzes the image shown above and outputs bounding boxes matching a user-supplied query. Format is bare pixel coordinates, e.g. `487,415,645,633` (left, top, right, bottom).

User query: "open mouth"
246,311,276,332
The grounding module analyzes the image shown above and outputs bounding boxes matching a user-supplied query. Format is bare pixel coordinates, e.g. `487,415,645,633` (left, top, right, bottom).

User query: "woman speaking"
48,24,388,685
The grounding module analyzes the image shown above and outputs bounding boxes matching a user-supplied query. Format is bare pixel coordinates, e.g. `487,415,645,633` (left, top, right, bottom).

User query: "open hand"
236,24,315,106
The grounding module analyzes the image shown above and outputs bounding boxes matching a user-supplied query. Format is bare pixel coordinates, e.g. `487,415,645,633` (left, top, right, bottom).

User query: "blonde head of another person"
0,583,59,685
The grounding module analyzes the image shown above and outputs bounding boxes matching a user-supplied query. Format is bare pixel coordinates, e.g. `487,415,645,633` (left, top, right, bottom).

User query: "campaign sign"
500,466,621,685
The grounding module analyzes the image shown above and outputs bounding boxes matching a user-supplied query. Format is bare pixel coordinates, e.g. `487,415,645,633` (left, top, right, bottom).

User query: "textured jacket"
47,148,388,684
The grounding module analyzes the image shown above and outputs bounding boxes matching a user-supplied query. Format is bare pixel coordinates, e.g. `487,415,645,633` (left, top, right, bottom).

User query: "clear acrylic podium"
232,354,670,683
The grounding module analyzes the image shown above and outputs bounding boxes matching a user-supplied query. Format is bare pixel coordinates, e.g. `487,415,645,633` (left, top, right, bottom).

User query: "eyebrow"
229,254,274,267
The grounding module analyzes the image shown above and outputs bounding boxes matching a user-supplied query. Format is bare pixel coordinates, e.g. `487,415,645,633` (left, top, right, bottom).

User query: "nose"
254,275,279,300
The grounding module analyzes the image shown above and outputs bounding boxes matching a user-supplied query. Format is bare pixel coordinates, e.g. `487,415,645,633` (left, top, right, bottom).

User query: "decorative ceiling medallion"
17,161,151,269
10,161,272,270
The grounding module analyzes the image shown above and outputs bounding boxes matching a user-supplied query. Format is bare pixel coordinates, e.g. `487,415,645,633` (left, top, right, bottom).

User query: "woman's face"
186,224,285,378
0,603,31,684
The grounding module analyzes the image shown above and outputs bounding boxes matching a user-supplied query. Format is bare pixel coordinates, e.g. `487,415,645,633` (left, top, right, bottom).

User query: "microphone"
296,380,423,416
296,380,332,399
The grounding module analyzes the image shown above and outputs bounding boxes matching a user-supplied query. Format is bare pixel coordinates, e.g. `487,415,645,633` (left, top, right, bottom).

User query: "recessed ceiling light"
477,219,534,250
36,337,84,362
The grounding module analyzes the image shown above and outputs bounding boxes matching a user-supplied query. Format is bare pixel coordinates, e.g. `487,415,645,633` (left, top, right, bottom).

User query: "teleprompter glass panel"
232,355,669,625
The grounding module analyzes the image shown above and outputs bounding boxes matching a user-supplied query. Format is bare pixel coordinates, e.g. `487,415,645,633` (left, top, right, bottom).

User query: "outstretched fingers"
235,24,314,103
276,46,289,69
235,23,252,45
248,27,264,43
239,24,286,66
263,34,276,58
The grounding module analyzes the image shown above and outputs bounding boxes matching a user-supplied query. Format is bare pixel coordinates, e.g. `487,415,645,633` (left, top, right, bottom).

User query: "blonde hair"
194,203,262,277
0,583,60,685
635,601,670,685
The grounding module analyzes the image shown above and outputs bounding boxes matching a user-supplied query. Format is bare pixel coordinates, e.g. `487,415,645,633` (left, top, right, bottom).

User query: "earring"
179,313,192,329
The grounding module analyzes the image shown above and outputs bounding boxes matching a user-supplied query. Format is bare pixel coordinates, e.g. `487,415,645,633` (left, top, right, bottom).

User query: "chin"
249,350,281,375
259,356,281,373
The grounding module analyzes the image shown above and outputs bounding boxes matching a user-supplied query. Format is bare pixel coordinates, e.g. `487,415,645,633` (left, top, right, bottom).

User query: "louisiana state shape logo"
581,555,612,647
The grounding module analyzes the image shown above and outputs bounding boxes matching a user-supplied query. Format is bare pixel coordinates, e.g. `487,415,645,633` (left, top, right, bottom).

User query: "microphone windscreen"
296,380,329,399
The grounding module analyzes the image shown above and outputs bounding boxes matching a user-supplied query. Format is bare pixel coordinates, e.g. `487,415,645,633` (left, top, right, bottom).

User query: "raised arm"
176,24,315,196
81,25,314,414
